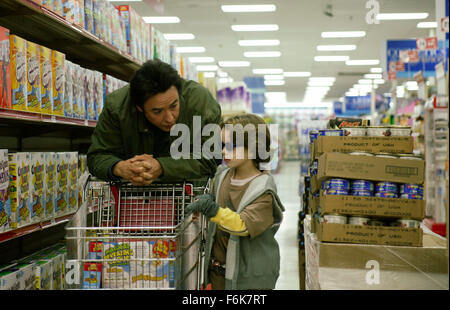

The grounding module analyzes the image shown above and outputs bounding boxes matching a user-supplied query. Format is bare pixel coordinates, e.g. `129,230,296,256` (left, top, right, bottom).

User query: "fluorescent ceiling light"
364,74,383,79
266,92,287,102
176,46,206,53
308,81,334,87
188,57,215,63
196,65,219,71
314,56,349,62
306,86,330,92
284,72,311,77
142,16,180,24
164,33,195,40
253,68,283,74
264,80,285,86
238,40,280,46
218,71,228,78
321,31,366,38
370,67,383,73
317,45,357,51
358,79,374,84
406,81,418,86
203,72,216,78
231,24,279,31
346,59,380,66
221,5,276,12
417,21,437,28
244,51,281,58
376,13,429,20
407,84,419,91
218,61,251,67
374,79,385,84
218,77,234,84
309,77,336,82
107,0,141,2
264,75,284,80
397,86,405,98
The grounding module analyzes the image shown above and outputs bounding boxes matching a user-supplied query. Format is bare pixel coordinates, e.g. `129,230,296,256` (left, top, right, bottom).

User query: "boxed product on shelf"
33,259,53,290
10,35,28,111
44,152,56,220
0,26,11,109
51,50,65,116
0,149,11,234
0,262,35,290
67,152,78,214
39,45,53,115
116,4,140,59
62,0,76,24
55,152,69,216
52,0,64,17
84,68,96,120
92,0,104,40
84,0,94,34
30,152,45,224
94,70,103,117
8,152,31,229
71,63,82,119
83,262,102,289
64,60,73,117
43,251,64,290
26,41,42,113
0,268,20,290
39,1,53,11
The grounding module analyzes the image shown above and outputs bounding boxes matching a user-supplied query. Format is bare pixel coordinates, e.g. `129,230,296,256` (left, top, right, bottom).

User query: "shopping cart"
65,176,210,290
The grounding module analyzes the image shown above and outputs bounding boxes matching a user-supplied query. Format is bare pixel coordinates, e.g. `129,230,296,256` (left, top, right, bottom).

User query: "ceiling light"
309,77,336,82
308,81,334,87
218,77,234,84
218,71,228,78
266,92,287,102
188,57,215,63
244,51,281,58
364,73,383,79
203,72,216,78
417,21,438,28
346,59,380,66
238,40,280,46
264,80,285,86
196,65,219,71
376,13,429,20
163,33,195,40
221,5,276,12
284,72,311,77
176,46,206,53
397,86,405,98
253,68,283,74
358,79,374,84
374,79,385,84
218,61,251,67
142,16,180,24
306,86,330,92
314,56,349,62
370,67,383,73
321,31,366,38
231,24,279,31
317,45,357,51
264,75,284,80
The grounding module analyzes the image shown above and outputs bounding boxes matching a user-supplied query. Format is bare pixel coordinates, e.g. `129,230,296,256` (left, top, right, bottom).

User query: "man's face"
137,85,180,132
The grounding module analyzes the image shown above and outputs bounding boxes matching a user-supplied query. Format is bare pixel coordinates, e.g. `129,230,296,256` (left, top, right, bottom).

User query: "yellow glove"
210,208,249,237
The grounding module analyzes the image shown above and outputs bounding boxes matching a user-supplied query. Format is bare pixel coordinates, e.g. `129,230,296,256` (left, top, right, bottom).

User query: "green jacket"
87,79,222,182
204,166,285,290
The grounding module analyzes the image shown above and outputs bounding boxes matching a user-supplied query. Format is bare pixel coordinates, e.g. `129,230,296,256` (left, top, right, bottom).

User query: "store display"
51,50,65,116
30,152,45,224
8,152,31,229
10,35,27,111
39,45,53,115
0,150,10,234
26,41,41,113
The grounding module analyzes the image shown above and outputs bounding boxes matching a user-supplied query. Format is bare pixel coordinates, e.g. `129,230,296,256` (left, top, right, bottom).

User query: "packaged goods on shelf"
0,262,34,290
94,71,103,118
83,262,102,289
55,152,69,216
30,152,45,224
39,46,53,115
10,35,27,112
52,0,64,17
217,82,251,113
62,0,76,24
116,4,141,61
33,259,53,290
0,150,11,234
26,41,42,113
67,152,78,214
8,152,31,229
73,0,85,28
64,60,73,117
44,152,56,220
0,26,11,109
72,63,82,119
84,68,96,120
327,117,371,129
84,0,94,34
51,50,65,116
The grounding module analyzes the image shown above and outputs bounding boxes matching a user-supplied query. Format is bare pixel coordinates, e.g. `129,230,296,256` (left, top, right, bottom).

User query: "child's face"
221,128,252,168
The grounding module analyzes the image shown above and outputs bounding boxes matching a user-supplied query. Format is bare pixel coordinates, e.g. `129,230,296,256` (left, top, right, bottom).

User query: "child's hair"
221,113,271,170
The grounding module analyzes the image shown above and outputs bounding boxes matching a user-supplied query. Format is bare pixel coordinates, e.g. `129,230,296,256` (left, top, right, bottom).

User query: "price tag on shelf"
84,119,89,126
51,115,56,123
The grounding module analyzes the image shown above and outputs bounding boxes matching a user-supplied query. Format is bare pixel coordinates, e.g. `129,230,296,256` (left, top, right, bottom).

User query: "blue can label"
375,192,398,198
352,190,373,197
309,131,319,143
351,180,374,191
400,193,423,200
399,184,423,195
319,129,344,136
375,182,398,193
322,178,350,190
324,189,349,196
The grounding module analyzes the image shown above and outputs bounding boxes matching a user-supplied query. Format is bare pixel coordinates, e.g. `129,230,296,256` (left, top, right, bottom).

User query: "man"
87,59,222,185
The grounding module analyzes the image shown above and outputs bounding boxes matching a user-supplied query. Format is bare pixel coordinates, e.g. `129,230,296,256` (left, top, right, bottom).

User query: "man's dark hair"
129,59,182,107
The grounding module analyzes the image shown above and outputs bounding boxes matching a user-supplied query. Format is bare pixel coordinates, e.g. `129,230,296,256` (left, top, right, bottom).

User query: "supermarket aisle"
273,161,300,290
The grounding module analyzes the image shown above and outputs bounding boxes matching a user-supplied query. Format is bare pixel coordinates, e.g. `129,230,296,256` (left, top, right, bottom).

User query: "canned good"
348,216,370,226
322,178,350,190
397,219,421,229
389,126,412,136
375,153,397,159
375,191,398,198
351,180,374,191
352,190,374,197
399,184,424,195
323,214,347,224
349,152,374,156
309,131,319,144
375,182,398,193
309,167,317,176
318,129,344,136
367,126,392,137
342,127,367,137
400,193,423,200
324,189,349,196
369,219,386,226
389,221,401,227
313,160,318,170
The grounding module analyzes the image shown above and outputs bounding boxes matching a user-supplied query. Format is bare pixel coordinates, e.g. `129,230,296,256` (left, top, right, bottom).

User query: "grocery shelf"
0,0,141,81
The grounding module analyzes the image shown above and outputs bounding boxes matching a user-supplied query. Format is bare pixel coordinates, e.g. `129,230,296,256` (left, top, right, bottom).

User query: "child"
185,114,285,290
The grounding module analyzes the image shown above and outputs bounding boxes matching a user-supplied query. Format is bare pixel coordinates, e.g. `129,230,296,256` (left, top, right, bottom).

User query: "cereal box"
84,68,96,120
52,0,64,17
0,26,11,109
75,0,85,29
46,253,64,290
0,150,11,234
44,152,56,220
11,263,35,290
10,35,27,111
8,152,31,229
40,46,53,115
94,71,103,118
88,241,103,260
71,63,80,118
33,259,53,290
55,152,69,216
67,152,78,214
0,269,20,290
84,0,94,34
83,262,102,289
30,152,45,224
51,50,65,116
102,241,132,288
40,1,52,11
64,60,73,118
78,66,86,119
26,41,41,113
62,0,75,23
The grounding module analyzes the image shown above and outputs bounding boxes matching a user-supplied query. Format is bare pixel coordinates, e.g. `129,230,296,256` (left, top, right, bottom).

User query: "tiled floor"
273,160,300,290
